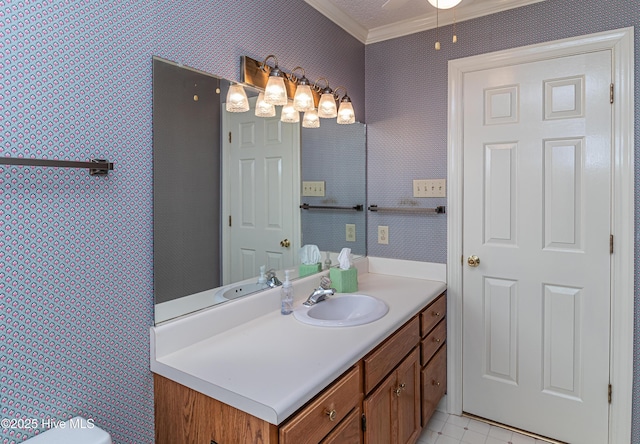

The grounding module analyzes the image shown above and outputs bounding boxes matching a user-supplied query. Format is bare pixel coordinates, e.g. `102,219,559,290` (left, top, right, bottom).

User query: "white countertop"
151,258,446,425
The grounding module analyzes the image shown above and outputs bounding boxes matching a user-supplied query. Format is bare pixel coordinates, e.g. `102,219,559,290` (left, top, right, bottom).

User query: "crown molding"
305,0,547,45
304,0,370,43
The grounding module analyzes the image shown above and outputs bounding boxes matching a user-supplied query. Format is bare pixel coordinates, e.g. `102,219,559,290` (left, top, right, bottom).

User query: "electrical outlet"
378,226,389,245
302,181,325,197
413,179,446,197
346,224,356,242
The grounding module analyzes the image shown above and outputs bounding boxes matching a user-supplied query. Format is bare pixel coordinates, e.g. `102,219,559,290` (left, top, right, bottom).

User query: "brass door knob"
280,239,291,248
467,255,480,267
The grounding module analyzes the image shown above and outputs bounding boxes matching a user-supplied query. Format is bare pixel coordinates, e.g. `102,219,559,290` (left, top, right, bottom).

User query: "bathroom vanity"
151,258,447,443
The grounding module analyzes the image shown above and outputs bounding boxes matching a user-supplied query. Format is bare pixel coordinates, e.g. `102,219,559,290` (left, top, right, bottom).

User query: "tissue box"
329,267,358,293
299,262,322,278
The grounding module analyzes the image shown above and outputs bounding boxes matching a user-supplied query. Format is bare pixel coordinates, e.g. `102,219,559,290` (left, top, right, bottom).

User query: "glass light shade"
255,92,275,117
302,109,320,128
317,93,337,118
427,0,461,8
337,100,355,125
264,76,288,105
280,101,300,123
293,84,314,112
226,84,250,112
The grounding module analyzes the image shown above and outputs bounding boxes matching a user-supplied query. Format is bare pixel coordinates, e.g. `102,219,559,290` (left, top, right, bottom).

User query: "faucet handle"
319,276,332,290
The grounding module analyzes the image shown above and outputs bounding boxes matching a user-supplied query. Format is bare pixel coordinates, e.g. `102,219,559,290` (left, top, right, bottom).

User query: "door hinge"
610,234,614,254
361,413,367,432
608,383,612,404
229,215,232,227
461,254,464,265
610,83,614,104
228,131,232,143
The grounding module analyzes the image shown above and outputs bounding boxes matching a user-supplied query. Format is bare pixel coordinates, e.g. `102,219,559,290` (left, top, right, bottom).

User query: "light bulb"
293,84,314,112
264,76,288,105
226,84,250,113
317,92,337,118
280,101,300,123
337,100,355,125
302,109,320,128
255,92,275,117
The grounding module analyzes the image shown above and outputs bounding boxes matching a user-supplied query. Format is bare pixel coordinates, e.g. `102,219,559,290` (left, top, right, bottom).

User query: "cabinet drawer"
421,344,447,426
280,365,362,444
421,318,446,366
420,293,446,337
320,406,362,444
364,316,420,394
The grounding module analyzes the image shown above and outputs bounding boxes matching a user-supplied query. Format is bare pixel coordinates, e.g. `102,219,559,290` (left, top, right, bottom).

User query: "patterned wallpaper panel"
364,0,639,440
0,1,364,443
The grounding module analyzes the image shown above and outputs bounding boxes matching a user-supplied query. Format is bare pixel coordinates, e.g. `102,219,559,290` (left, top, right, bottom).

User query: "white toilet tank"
23,416,112,444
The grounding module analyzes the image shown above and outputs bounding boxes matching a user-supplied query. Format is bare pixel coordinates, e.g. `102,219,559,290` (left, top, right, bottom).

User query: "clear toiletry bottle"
281,269,293,315
257,265,267,287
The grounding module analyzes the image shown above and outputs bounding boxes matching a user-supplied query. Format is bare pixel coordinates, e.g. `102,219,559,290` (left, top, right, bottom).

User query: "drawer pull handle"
433,337,441,343
325,409,337,421
433,311,441,317
395,383,407,396
432,380,441,387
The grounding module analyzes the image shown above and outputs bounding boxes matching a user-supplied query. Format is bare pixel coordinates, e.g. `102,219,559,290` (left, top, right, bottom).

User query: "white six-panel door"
462,50,612,443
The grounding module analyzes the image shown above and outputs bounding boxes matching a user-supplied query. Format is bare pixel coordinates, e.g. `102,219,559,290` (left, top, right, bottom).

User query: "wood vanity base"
154,374,278,444
155,292,446,444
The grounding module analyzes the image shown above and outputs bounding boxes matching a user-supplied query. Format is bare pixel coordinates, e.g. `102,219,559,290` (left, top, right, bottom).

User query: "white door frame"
446,27,634,443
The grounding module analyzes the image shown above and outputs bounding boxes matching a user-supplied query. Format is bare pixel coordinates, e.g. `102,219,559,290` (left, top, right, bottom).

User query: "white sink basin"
220,282,267,300
294,294,389,327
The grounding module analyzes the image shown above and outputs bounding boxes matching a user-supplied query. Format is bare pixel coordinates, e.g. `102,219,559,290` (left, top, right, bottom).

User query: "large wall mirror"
153,57,366,323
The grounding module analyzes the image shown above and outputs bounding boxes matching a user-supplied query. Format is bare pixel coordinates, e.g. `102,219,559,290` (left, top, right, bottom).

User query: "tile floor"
418,411,552,444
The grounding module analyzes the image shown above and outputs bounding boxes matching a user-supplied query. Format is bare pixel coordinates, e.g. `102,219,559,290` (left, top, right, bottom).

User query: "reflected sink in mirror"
219,282,269,300
294,294,389,327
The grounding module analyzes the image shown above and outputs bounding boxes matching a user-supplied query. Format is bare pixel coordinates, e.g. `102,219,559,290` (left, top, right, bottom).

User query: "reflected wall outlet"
378,226,389,245
302,181,325,197
346,224,356,242
413,179,446,197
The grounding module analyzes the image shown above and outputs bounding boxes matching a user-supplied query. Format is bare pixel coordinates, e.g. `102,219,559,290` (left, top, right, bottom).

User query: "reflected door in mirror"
223,100,301,284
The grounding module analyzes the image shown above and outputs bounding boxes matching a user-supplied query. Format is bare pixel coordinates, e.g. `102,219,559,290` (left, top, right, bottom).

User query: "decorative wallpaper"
0,1,364,443
364,0,639,440
2,0,639,443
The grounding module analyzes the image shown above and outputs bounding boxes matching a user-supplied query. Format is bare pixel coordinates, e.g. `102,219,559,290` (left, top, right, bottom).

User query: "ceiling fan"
382,0,462,10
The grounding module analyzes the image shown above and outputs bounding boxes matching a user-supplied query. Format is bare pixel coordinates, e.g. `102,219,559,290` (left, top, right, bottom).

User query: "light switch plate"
413,179,446,197
302,181,325,197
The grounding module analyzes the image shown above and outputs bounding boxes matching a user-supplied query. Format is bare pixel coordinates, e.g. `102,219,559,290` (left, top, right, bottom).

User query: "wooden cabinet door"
396,348,421,444
363,371,395,444
421,344,447,426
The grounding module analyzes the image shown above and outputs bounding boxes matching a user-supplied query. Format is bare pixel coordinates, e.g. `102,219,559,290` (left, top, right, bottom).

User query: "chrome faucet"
303,276,336,306
265,269,282,288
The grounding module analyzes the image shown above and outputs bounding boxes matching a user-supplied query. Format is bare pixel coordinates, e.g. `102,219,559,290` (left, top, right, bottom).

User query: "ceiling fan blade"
382,0,411,10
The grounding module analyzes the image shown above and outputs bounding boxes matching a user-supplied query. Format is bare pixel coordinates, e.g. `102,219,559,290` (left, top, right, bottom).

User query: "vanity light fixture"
240,55,357,127
315,78,337,119
261,55,288,106
255,92,276,117
302,109,320,128
333,87,356,125
289,67,315,112
280,100,300,123
226,83,250,112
